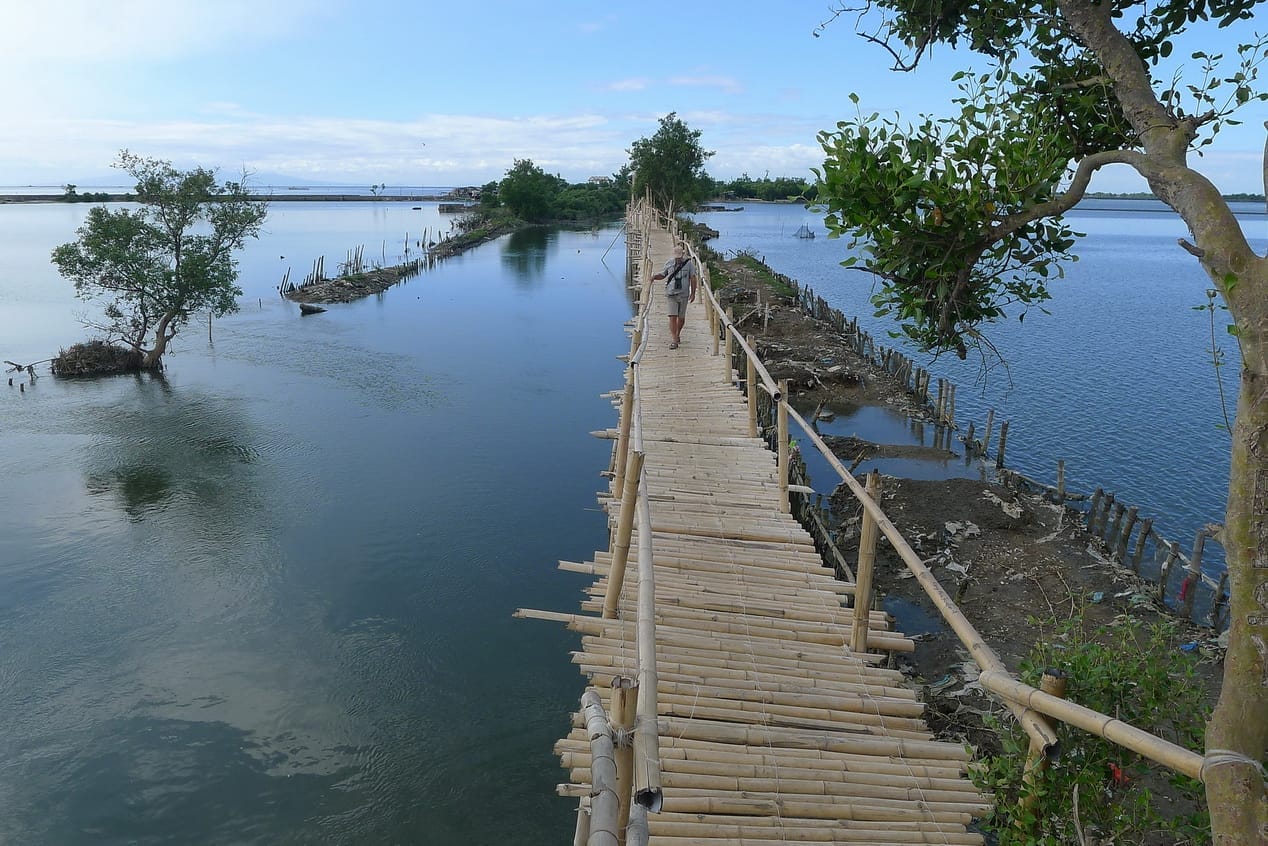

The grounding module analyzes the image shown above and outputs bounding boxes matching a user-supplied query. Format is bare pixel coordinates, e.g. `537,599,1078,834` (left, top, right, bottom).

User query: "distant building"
587,176,612,185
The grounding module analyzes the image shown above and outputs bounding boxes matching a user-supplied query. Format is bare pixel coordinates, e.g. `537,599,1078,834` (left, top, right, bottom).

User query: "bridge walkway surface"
518,212,990,845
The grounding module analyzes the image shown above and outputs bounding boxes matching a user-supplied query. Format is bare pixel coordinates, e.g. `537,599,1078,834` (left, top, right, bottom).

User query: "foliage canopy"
628,112,715,212
51,151,267,370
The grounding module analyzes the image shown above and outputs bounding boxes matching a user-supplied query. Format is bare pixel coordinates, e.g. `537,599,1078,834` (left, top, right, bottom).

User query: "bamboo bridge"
516,202,1206,845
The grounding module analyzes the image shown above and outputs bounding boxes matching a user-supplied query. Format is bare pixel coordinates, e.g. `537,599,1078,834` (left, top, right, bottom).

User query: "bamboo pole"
778,380,790,513
631,477,662,811
581,690,621,846
995,420,1009,468
723,308,734,384
1019,669,1068,826
1159,541,1181,603
1106,501,1126,545
602,451,645,619
1131,517,1154,573
625,805,648,846
947,383,956,428
1056,460,1065,503
1115,505,1139,561
1182,527,1209,618
746,336,758,438
612,381,635,492
611,677,637,841
573,797,591,846
977,669,1204,780
851,471,881,654
982,409,995,454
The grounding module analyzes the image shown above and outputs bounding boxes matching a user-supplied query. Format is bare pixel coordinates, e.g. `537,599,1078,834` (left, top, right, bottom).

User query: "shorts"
666,294,689,318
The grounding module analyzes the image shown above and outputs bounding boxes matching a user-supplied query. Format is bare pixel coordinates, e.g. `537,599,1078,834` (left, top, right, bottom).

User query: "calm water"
0,202,633,843
696,200,1262,570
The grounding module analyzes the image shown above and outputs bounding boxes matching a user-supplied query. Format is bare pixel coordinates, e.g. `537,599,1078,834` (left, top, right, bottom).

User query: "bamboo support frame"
745,334,758,438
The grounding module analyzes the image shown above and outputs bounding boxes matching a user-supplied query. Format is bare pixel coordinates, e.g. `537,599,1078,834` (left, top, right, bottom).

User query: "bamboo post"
602,451,645,619
1182,528,1209,618
1019,669,1068,826
1131,518,1154,574
965,421,976,454
611,677,638,840
935,380,946,424
1106,502,1126,545
1211,572,1230,628
982,409,995,454
723,308,734,384
947,383,957,428
711,300,720,358
612,381,635,492
580,691,621,846
1115,506,1139,561
1056,460,1065,504
1159,541,1181,603
851,471,882,654
1092,492,1114,536
996,421,1010,468
777,380,790,513
746,336,758,439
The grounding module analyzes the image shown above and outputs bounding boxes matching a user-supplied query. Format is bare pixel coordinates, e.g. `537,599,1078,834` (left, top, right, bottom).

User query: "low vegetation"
973,617,1210,845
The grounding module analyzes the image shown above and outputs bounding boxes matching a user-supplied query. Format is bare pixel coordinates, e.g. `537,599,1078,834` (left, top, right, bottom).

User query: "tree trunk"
142,312,177,370
1053,5,1268,837
1206,353,1268,846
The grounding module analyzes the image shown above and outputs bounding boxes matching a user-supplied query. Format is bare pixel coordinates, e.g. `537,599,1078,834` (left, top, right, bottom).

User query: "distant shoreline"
0,193,458,204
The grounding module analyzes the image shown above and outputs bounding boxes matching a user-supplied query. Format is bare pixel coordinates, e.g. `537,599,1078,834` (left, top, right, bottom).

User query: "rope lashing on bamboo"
1202,749,1267,779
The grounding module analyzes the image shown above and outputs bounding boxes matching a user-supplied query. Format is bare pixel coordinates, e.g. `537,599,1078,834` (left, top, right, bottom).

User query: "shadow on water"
501,227,553,284
78,374,266,525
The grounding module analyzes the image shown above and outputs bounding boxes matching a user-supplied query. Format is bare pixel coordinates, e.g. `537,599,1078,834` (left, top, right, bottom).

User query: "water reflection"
501,227,552,283
78,377,265,526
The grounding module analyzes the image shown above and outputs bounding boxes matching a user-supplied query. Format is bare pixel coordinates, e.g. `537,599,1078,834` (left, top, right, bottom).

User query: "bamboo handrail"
782,403,1061,753
781,383,1206,780
977,670,1204,780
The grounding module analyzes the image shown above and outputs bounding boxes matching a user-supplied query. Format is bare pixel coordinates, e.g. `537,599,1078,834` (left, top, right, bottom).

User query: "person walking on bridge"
651,242,697,349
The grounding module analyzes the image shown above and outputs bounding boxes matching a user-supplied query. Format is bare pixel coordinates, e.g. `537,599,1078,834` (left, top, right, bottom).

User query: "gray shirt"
662,256,697,297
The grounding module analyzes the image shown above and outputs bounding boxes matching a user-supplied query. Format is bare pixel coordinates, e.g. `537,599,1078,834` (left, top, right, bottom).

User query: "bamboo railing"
671,207,1208,786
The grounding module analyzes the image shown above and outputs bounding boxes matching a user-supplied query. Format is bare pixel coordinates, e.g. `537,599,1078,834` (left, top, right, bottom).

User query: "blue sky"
2,1,1264,192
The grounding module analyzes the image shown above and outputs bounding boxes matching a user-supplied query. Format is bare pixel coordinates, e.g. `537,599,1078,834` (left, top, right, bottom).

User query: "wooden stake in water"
996,421,1010,468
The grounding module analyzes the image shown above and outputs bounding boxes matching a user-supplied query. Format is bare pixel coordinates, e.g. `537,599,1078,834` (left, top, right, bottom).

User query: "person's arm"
689,263,698,301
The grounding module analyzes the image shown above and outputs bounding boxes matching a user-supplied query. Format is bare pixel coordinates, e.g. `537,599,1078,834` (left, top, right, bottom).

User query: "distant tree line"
715,173,817,202
61,184,118,203
480,160,632,225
